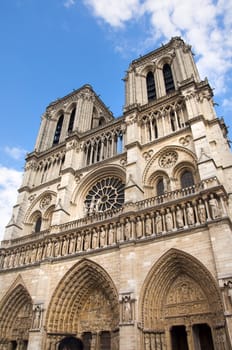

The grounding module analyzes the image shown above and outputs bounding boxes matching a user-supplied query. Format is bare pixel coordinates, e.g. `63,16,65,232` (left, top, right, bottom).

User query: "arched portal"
139,249,228,350
0,277,33,349
45,259,119,350
58,336,83,350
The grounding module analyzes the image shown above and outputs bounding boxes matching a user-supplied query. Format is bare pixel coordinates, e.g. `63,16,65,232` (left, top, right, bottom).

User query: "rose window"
85,177,125,213
159,151,178,168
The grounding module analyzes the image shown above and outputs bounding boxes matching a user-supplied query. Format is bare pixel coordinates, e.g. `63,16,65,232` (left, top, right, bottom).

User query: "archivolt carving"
143,146,197,186
24,190,57,223
45,259,119,334
139,249,224,330
0,276,33,341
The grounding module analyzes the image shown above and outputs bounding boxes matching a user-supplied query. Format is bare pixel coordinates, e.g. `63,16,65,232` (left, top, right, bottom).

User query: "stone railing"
50,176,220,233
0,186,228,271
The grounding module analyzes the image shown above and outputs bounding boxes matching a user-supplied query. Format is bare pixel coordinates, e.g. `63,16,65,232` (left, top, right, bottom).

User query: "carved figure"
46,240,53,257
0,253,4,268
9,252,15,268
54,241,60,257
145,334,151,350
145,214,152,236
69,236,76,253
100,226,106,247
92,229,99,249
108,224,115,245
76,234,82,251
186,203,195,225
116,222,122,242
123,296,132,322
176,206,184,228
62,238,68,255
165,208,173,231
209,194,219,219
4,252,10,268
33,305,42,329
19,249,25,265
24,247,31,264
198,199,206,223
124,218,131,240
136,216,142,238
31,246,37,263
84,233,90,250
155,211,162,234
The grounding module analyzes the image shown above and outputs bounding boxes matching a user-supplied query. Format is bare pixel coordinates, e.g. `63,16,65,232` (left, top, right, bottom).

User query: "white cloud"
82,0,232,96
0,166,22,241
4,146,27,160
64,0,76,8
83,0,142,27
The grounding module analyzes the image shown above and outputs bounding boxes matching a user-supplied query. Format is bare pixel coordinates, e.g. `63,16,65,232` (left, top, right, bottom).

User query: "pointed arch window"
53,115,64,145
35,216,42,233
157,178,165,196
146,71,156,102
163,64,175,93
181,170,194,188
68,108,76,133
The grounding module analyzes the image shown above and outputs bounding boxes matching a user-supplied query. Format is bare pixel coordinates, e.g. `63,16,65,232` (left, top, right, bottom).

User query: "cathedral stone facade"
0,37,232,350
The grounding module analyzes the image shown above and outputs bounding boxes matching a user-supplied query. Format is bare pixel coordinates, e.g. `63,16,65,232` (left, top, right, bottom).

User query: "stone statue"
165,208,173,231
54,241,60,257
209,194,219,219
76,234,82,251
176,206,184,228
124,218,131,240
31,246,37,263
122,296,132,322
62,238,68,255
84,232,90,250
9,252,15,268
19,249,25,265
100,226,106,247
69,236,76,253
108,224,115,245
136,216,142,238
24,247,31,265
145,214,152,236
32,305,42,329
198,199,206,223
46,240,53,257
155,211,162,234
92,229,99,249
186,202,195,225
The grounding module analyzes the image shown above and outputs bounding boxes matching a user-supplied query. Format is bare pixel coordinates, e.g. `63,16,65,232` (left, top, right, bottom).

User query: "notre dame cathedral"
0,37,232,350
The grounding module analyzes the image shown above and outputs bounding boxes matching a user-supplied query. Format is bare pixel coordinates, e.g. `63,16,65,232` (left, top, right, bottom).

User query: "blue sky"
0,0,231,239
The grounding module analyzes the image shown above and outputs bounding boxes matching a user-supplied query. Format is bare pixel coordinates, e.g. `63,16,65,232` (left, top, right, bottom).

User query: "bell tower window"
68,108,76,133
146,71,156,102
163,64,175,93
53,115,64,145
181,170,194,188
157,178,165,196
35,216,42,233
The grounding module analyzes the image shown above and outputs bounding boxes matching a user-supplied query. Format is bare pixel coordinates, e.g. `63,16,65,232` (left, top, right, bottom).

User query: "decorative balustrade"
0,184,228,271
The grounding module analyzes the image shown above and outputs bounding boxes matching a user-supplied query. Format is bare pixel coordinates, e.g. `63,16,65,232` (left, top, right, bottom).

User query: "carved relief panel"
79,289,118,333
164,275,209,318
